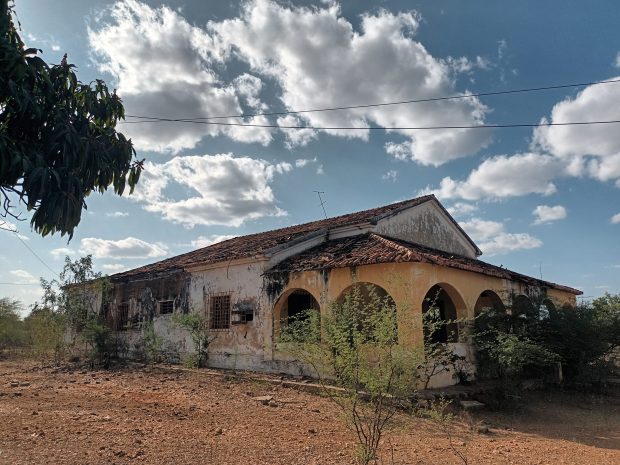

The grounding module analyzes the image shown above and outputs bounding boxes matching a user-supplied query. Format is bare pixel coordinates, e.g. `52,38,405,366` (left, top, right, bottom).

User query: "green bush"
0,297,26,353
474,293,620,384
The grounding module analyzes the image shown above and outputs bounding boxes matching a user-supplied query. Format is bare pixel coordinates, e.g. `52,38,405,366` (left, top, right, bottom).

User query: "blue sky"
3,0,620,314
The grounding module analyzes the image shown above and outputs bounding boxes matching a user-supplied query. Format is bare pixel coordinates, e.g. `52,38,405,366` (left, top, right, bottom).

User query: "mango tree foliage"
0,1,142,238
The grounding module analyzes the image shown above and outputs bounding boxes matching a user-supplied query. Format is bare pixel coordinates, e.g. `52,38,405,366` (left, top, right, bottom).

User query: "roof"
267,233,582,295
111,195,442,281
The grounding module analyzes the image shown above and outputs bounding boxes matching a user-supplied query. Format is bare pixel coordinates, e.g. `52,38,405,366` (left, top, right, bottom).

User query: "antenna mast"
313,191,327,219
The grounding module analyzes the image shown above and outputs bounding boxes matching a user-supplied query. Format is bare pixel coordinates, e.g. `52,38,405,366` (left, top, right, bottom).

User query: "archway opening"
336,283,398,343
283,289,320,323
511,295,536,333
422,284,463,343
474,290,508,333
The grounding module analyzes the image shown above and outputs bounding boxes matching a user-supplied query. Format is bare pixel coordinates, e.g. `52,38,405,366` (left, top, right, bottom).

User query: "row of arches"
275,282,558,344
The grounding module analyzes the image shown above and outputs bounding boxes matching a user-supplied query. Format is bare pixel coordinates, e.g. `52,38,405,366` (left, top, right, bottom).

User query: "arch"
274,288,320,324
474,290,506,315
422,283,467,343
474,290,508,334
335,282,398,343
541,298,557,319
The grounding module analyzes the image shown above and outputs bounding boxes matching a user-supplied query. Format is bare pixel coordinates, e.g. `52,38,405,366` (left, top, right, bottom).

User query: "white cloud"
80,237,168,259
533,205,567,225
294,157,318,168
382,170,398,182
425,152,560,201
615,52,620,69
50,247,76,259
129,153,291,227
461,218,542,256
190,234,237,248
10,269,38,284
101,263,130,273
532,77,620,185
479,233,543,256
105,211,129,218
88,0,272,153
446,202,478,217
211,0,491,165
277,115,318,148
611,212,620,224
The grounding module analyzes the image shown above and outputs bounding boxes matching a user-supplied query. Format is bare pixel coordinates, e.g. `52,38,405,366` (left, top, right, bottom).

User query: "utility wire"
0,227,59,278
119,118,620,130
124,77,620,122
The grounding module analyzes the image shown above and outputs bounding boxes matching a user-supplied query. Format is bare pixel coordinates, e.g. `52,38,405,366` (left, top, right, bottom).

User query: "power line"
119,118,620,131
0,227,59,278
124,77,620,123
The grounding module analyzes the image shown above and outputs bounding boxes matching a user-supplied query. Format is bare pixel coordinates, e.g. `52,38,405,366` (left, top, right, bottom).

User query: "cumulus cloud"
532,78,620,186
101,263,130,273
446,202,478,217
50,248,76,259
80,237,168,259
382,170,398,182
425,153,560,200
190,234,237,248
533,205,567,225
277,115,318,148
210,0,491,165
88,0,272,152
10,269,38,284
611,213,620,224
460,218,542,256
105,211,129,218
129,153,294,227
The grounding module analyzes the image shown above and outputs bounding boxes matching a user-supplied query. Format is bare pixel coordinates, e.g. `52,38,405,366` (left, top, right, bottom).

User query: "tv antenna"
313,191,328,219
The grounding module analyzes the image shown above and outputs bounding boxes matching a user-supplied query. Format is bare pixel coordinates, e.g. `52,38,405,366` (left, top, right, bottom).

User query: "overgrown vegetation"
173,313,215,368
280,285,423,465
474,292,620,386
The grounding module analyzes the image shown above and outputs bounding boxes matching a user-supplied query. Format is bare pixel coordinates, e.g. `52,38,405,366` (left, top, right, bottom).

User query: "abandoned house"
100,194,581,387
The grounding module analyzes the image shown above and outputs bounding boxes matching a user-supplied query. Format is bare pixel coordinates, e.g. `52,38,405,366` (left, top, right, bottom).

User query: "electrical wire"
0,227,60,278
119,118,620,130
124,77,620,123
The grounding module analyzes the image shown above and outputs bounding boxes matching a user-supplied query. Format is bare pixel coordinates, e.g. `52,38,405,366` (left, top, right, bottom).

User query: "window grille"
209,294,231,330
159,300,174,315
115,302,129,331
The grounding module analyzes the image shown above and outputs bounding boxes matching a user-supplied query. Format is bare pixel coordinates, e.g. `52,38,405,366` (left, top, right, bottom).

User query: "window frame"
207,293,232,331
158,299,175,315
115,302,130,331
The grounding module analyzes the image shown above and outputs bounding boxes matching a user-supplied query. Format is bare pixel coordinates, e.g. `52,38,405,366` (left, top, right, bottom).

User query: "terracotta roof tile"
267,233,582,295
111,195,434,282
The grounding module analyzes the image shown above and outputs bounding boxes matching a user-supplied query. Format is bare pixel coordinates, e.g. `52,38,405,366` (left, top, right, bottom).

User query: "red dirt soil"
0,361,618,465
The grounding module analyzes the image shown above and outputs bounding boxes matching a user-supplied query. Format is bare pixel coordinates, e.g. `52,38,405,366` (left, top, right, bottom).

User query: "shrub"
280,285,421,465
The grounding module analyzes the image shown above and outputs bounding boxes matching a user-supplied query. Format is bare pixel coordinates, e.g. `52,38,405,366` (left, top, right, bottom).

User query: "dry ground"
0,360,618,465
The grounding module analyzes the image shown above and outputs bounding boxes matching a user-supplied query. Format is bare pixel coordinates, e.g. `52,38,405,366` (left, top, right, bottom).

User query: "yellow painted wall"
270,262,578,354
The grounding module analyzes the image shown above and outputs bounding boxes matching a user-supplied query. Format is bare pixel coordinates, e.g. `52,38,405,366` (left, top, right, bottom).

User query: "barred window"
159,300,174,315
209,294,231,330
115,302,129,331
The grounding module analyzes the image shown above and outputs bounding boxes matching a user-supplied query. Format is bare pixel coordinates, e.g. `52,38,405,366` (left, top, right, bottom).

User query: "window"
209,294,231,330
115,302,129,331
159,300,174,315
232,299,255,324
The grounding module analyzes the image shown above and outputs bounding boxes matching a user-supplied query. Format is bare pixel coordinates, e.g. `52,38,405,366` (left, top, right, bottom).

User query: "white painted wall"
374,201,478,258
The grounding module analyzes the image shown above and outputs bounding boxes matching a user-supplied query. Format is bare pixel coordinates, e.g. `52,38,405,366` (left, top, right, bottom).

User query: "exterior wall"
266,261,578,387
106,256,577,387
374,201,477,258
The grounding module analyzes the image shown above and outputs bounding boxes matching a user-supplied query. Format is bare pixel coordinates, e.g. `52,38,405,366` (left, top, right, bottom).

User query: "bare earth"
0,361,618,465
